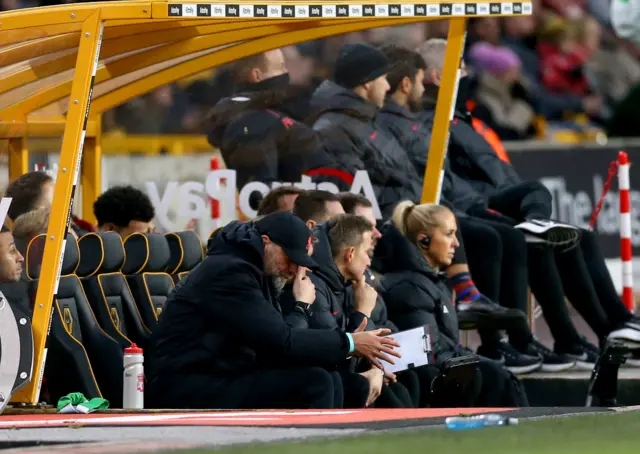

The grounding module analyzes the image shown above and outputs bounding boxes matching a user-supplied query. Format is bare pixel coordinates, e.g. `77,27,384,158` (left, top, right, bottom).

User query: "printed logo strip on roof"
168,2,533,17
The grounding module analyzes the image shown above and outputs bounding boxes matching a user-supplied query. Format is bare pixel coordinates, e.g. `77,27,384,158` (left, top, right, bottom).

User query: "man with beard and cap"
375,44,566,374
207,49,337,211
287,198,415,408
309,43,423,220
146,211,401,409
418,38,640,368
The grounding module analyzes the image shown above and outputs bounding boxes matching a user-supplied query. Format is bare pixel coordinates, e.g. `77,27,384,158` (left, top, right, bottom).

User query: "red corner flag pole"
618,151,634,311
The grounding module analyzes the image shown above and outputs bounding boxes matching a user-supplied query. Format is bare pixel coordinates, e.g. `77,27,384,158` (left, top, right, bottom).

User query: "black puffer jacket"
310,81,423,220
207,84,338,208
147,220,351,390
377,100,484,214
284,222,368,332
376,222,460,365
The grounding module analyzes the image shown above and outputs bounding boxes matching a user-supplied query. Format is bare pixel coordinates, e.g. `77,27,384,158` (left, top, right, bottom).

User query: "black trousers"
471,181,633,345
147,367,339,409
486,181,553,221
458,216,533,350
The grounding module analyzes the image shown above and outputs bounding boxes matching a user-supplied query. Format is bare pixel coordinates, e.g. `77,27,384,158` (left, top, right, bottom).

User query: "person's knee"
299,367,336,408
463,223,503,258
529,181,553,205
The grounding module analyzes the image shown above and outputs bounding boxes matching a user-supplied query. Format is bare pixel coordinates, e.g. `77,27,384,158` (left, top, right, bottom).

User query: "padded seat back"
165,231,204,284
123,233,175,325
26,233,124,407
77,232,150,349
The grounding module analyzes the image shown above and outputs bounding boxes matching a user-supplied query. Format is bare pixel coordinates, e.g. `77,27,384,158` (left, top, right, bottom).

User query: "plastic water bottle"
123,344,144,409
445,413,519,430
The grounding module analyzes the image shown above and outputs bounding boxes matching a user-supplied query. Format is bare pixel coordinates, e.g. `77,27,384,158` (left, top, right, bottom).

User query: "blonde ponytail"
391,201,452,244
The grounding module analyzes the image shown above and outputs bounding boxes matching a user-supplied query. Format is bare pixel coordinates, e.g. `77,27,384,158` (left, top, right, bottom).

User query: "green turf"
170,411,640,454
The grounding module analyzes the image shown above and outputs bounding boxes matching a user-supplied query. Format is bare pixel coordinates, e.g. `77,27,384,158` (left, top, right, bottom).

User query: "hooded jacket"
284,222,369,333
147,220,351,389
310,81,423,220
207,83,337,200
377,99,484,214
376,222,459,365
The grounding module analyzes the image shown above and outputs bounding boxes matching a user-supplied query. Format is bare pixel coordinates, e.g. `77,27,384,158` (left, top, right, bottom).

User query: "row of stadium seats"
24,230,204,408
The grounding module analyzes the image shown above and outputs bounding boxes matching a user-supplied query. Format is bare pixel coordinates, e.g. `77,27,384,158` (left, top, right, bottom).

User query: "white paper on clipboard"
379,326,432,373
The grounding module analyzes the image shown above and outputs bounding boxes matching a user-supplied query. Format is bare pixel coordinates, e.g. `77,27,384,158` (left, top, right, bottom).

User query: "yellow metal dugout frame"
0,0,533,405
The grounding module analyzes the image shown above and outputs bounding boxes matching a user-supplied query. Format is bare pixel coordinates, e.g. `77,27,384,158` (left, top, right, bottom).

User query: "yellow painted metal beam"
10,11,104,405
421,17,466,204
81,115,102,224
89,17,424,114
0,19,295,97
0,118,98,138
8,136,29,182
0,2,151,31
0,33,80,68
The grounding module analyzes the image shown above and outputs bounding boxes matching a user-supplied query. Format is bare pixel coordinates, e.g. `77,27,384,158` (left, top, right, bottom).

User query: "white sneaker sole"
507,362,543,375
540,362,576,372
573,360,596,371
608,328,640,345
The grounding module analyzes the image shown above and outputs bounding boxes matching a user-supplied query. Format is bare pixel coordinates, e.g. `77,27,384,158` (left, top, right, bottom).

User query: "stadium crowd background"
3,0,639,142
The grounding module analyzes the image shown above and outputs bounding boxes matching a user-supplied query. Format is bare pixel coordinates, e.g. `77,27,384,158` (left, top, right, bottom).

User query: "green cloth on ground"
56,392,109,414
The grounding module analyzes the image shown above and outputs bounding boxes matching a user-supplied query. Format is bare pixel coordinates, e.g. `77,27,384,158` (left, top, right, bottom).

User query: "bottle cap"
125,343,143,354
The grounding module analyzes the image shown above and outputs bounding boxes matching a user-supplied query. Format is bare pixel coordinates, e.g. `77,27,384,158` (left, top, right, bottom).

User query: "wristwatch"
294,301,313,317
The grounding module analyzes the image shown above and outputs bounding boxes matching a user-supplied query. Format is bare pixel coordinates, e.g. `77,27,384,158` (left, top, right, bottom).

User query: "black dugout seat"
165,231,204,284
77,232,151,349
26,233,123,407
123,233,175,325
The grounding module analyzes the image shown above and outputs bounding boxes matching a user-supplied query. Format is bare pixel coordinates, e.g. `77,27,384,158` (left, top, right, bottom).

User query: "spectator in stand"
256,186,306,216
468,42,537,140
377,202,529,407
146,211,401,409
3,171,91,238
94,186,155,239
309,43,423,220
538,15,608,122
207,49,337,211
376,44,555,374
612,0,640,46
419,38,640,366
289,192,418,408
502,13,602,119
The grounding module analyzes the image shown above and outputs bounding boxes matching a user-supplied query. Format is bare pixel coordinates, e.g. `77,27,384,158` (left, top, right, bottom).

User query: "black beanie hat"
334,43,392,89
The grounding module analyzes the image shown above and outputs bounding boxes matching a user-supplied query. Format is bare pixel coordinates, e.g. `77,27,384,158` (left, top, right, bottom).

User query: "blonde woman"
377,201,528,407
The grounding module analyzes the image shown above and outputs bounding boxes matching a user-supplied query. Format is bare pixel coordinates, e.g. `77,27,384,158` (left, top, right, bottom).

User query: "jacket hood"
311,222,348,292
206,84,308,148
375,221,440,279
309,80,377,122
206,220,264,267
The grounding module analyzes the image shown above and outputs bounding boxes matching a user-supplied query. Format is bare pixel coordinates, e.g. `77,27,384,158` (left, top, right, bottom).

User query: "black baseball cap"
255,212,318,269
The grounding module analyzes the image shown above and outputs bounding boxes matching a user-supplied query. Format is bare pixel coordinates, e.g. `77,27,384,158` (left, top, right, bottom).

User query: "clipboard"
379,325,433,373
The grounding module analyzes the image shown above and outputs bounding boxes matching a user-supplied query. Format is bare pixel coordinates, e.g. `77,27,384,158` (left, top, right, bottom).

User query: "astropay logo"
146,169,381,232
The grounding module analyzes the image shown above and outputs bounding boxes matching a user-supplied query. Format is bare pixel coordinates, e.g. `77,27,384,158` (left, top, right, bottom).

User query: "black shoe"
556,340,599,371
457,298,527,330
478,342,542,375
525,339,575,372
515,219,580,249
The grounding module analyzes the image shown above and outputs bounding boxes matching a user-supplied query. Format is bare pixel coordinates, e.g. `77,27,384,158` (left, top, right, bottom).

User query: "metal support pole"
421,18,466,204
11,11,104,405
